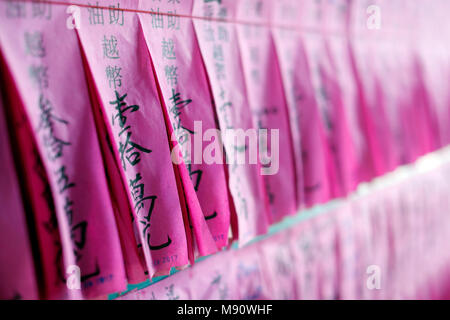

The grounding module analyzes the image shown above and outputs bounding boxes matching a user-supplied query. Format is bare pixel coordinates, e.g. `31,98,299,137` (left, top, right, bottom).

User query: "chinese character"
25,31,46,58
217,7,227,19
29,64,49,89
88,2,104,25
164,65,178,86
151,8,164,29
129,173,157,219
71,221,88,257
213,44,224,61
37,95,71,161
6,0,26,18
162,38,176,60
54,166,76,194
217,26,228,42
118,131,152,170
63,196,74,225
105,65,122,89
214,62,225,80
102,35,120,59
110,91,139,129
165,284,179,300
167,10,180,30
169,89,192,119
109,3,124,25
32,0,52,19
109,91,152,170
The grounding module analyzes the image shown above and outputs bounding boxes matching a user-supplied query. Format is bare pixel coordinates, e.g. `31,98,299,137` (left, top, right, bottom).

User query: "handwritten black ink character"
162,38,176,60
129,173,157,218
150,8,164,29
118,131,152,170
164,65,178,86
169,89,192,115
37,95,71,160
29,64,48,89
102,35,119,59
88,2,104,25
142,220,172,250
54,166,76,194
168,0,180,4
24,31,45,58
43,135,71,162
71,221,87,252
204,0,222,4
80,262,101,282
187,164,202,191
205,211,217,220
32,1,52,20
109,3,124,25
168,89,194,145
6,0,25,18
105,65,122,89
38,95,68,130
110,91,139,128
63,195,74,225
167,10,180,30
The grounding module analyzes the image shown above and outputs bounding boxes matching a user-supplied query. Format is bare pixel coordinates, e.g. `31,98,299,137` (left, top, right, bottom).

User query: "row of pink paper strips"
1,0,450,299
117,161,450,300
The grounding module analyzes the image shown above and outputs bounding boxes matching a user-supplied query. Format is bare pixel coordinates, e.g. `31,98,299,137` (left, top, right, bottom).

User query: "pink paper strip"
192,0,270,245
138,0,231,254
235,0,298,222
0,97,39,300
75,0,189,276
0,2,127,299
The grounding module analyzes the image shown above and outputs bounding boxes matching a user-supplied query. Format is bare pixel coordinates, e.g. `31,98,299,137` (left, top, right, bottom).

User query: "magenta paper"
235,0,297,222
321,0,375,185
268,0,305,211
75,1,189,276
302,32,357,198
350,35,400,174
192,0,270,245
138,0,231,254
1,52,68,299
0,3,127,298
0,98,38,300
271,0,332,207
327,37,377,184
